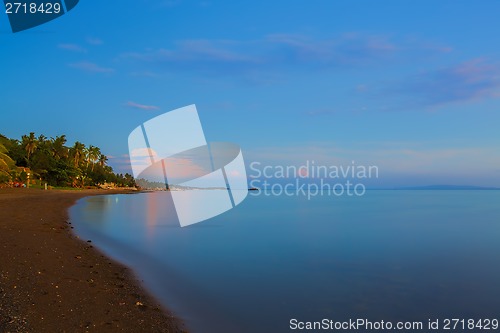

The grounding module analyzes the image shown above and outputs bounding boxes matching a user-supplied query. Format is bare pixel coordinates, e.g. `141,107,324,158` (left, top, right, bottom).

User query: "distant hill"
395,185,500,190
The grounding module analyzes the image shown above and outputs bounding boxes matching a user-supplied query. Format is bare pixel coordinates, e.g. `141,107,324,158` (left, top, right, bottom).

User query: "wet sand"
0,188,186,332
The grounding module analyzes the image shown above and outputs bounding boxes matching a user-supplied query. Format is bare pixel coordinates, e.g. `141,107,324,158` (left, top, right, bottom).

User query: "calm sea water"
69,190,500,332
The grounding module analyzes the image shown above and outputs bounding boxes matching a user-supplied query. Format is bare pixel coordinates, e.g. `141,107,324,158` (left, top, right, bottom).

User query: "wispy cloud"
107,154,133,174
265,33,398,65
388,58,500,108
86,37,103,45
125,101,160,110
120,33,441,78
58,43,87,53
69,61,114,73
122,39,258,68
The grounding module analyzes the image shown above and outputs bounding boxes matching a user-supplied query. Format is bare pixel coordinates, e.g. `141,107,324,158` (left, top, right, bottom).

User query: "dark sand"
0,188,186,333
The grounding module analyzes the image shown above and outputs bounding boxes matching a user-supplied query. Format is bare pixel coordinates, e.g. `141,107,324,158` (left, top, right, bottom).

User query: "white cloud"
58,43,87,53
125,101,160,111
86,37,103,45
387,58,500,108
69,61,114,73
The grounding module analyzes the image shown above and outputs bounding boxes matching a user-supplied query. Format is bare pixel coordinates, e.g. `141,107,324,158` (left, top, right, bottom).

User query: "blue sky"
1,0,499,186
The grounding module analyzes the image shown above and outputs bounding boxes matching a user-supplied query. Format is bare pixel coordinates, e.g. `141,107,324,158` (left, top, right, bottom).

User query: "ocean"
69,190,500,332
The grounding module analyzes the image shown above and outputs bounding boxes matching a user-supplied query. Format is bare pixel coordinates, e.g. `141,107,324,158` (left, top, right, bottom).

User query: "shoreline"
0,188,186,332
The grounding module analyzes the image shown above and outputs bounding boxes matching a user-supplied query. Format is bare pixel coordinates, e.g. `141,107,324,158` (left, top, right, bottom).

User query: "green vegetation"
0,133,135,188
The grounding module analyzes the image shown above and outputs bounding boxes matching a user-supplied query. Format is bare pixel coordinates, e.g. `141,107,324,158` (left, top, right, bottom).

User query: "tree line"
0,132,135,188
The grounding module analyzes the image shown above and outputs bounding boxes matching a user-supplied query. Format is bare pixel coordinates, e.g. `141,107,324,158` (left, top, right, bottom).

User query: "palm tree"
0,132,134,188
0,143,15,182
21,132,38,165
51,135,68,160
98,153,108,167
38,134,47,145
36,134,50,154
87,145,101,171
70,141,86,168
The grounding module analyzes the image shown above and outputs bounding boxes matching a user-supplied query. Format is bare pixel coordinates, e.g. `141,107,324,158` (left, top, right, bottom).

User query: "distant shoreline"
0,188,185,332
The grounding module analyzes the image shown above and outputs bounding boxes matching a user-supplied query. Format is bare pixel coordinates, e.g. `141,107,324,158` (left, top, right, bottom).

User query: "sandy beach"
0,188,185,333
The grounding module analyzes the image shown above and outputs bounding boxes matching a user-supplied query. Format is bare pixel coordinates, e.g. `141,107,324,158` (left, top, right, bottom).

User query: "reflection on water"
69,190,500,333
